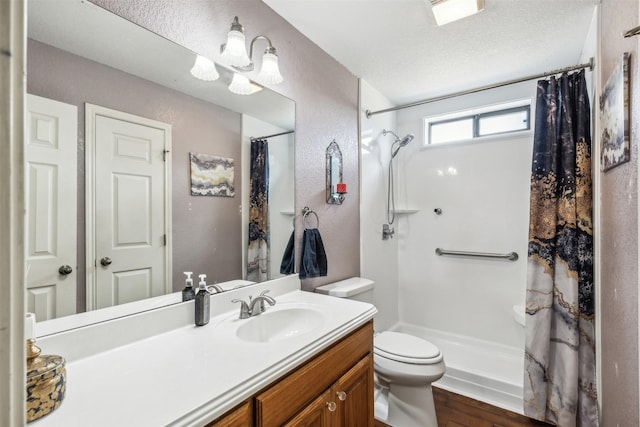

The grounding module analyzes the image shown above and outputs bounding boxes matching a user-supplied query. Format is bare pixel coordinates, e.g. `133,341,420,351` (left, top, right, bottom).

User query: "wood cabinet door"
283,389,334,427
205,401,252,427
255,323,373,427
333,354,374,427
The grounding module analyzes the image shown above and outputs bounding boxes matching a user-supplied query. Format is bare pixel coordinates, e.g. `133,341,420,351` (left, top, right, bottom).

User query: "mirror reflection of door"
85,104,172,310
25,94,78,321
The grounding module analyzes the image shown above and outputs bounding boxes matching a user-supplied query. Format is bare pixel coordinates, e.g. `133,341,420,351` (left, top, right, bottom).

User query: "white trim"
84,103,173,311
0,0,26,424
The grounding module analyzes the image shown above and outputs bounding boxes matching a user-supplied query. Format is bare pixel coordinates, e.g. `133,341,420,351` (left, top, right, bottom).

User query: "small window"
430,118,473,144
424,101,530,145
477,107,530,137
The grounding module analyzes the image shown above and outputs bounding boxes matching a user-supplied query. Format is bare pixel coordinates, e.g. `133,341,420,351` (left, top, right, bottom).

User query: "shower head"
391,133,415,158
398,133,414,147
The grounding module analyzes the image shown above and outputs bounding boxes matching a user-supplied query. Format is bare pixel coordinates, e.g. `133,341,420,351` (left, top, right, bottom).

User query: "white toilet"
315,277,445,427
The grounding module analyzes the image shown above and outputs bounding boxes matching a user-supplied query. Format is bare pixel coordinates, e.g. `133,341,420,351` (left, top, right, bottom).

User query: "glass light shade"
190,55,220,81
228,73,262,95
256,52,283,85
431,0,484,26
220,30,251,67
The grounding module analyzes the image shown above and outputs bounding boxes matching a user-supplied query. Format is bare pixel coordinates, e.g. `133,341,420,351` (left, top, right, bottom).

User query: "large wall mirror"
26,0,295,330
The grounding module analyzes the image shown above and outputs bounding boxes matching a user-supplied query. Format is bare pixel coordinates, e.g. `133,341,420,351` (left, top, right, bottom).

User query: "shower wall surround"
394,80,535,349
92,0,360,289
360,79,535,349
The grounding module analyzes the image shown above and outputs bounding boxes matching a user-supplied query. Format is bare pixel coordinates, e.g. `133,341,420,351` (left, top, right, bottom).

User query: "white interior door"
86,105,171,310
25,94,78,321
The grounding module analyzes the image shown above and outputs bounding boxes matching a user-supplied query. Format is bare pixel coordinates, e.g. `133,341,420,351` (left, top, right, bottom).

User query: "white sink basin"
235,305,327,343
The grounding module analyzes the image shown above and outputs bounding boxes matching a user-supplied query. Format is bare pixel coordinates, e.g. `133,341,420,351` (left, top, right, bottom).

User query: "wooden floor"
374,387,550,427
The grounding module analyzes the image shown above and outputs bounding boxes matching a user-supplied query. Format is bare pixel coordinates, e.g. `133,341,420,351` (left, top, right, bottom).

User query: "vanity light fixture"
190,55,220,81
220,16,284,88
430,0,484,26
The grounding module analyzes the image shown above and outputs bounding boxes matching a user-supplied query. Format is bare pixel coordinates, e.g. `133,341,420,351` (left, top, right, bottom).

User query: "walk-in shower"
382,129,414,240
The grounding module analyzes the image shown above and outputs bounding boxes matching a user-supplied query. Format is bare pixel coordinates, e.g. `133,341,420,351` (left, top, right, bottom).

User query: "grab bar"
435,248,519,261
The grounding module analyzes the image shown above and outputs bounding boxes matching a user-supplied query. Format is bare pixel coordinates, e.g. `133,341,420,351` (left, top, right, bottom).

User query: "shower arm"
382,129,400,140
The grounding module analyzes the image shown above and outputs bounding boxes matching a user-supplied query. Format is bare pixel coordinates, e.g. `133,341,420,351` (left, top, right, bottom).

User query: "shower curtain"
247,139,269,282
524,69,598,426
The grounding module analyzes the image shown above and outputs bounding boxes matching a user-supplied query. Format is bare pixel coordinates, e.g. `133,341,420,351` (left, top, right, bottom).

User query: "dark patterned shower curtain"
247,139,269,282
524,69,598,426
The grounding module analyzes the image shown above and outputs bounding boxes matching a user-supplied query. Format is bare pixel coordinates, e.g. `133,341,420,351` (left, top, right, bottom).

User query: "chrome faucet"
249,290,276,316
232,290,276,319
382,223,395,240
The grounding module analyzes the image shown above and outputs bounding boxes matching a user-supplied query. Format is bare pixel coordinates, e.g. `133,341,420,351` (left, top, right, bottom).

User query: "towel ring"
302,207,320,229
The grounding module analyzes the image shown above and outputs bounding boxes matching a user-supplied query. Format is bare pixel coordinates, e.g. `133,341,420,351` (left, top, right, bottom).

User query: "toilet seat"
374,331,443,364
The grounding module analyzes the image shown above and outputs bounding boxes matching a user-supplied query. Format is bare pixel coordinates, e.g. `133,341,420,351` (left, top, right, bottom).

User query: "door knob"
100,257,112,267
58,265,73,275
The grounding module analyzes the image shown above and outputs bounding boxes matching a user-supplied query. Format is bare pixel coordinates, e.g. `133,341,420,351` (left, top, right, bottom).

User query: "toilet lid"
374,332,441,364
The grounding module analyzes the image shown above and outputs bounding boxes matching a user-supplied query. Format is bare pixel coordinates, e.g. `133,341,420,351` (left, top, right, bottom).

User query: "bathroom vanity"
30,276,376,426
208,322,373,426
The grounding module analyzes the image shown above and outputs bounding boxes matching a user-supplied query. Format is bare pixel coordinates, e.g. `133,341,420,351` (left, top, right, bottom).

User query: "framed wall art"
189,152,235,197
600,52,630,171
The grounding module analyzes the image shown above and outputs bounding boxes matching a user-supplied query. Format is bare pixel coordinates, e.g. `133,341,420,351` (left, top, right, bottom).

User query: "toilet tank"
315,277,374,304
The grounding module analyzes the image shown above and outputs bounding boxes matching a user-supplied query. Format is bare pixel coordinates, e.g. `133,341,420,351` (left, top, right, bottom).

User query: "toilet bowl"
373,331,445,427
315,278,446,427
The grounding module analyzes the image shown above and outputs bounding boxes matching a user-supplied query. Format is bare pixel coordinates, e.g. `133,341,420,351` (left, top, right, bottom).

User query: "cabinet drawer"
255,321,373,427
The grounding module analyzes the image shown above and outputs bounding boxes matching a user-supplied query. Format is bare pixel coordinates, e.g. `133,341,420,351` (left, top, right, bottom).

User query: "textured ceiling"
263,0,599,105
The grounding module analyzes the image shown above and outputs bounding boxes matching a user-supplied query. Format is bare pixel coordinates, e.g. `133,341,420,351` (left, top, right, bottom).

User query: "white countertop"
31,277,376,426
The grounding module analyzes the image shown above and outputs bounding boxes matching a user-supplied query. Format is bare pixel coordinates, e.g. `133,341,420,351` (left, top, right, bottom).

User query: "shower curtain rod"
365,57,595,118
250,130,295,141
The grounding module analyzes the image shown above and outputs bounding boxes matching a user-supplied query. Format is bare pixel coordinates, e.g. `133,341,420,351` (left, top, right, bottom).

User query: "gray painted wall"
600,0,640,424
90,0,361,291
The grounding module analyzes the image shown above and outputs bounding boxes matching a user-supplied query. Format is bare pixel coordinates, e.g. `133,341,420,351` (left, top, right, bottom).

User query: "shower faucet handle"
382,224,394,240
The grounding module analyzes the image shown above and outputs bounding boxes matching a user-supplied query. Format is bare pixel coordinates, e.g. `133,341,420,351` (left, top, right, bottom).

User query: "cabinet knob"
336,391,347,401
326,401,337,412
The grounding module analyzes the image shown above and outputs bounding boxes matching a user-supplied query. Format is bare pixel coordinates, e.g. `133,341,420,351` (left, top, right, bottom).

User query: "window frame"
424,101,531,146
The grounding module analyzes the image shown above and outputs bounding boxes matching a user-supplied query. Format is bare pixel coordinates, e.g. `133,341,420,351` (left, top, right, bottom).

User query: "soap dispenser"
195,274,210,326
181,272,195,302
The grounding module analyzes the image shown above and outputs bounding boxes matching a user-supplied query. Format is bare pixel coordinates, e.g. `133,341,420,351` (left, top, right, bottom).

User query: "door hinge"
163,234,167,246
